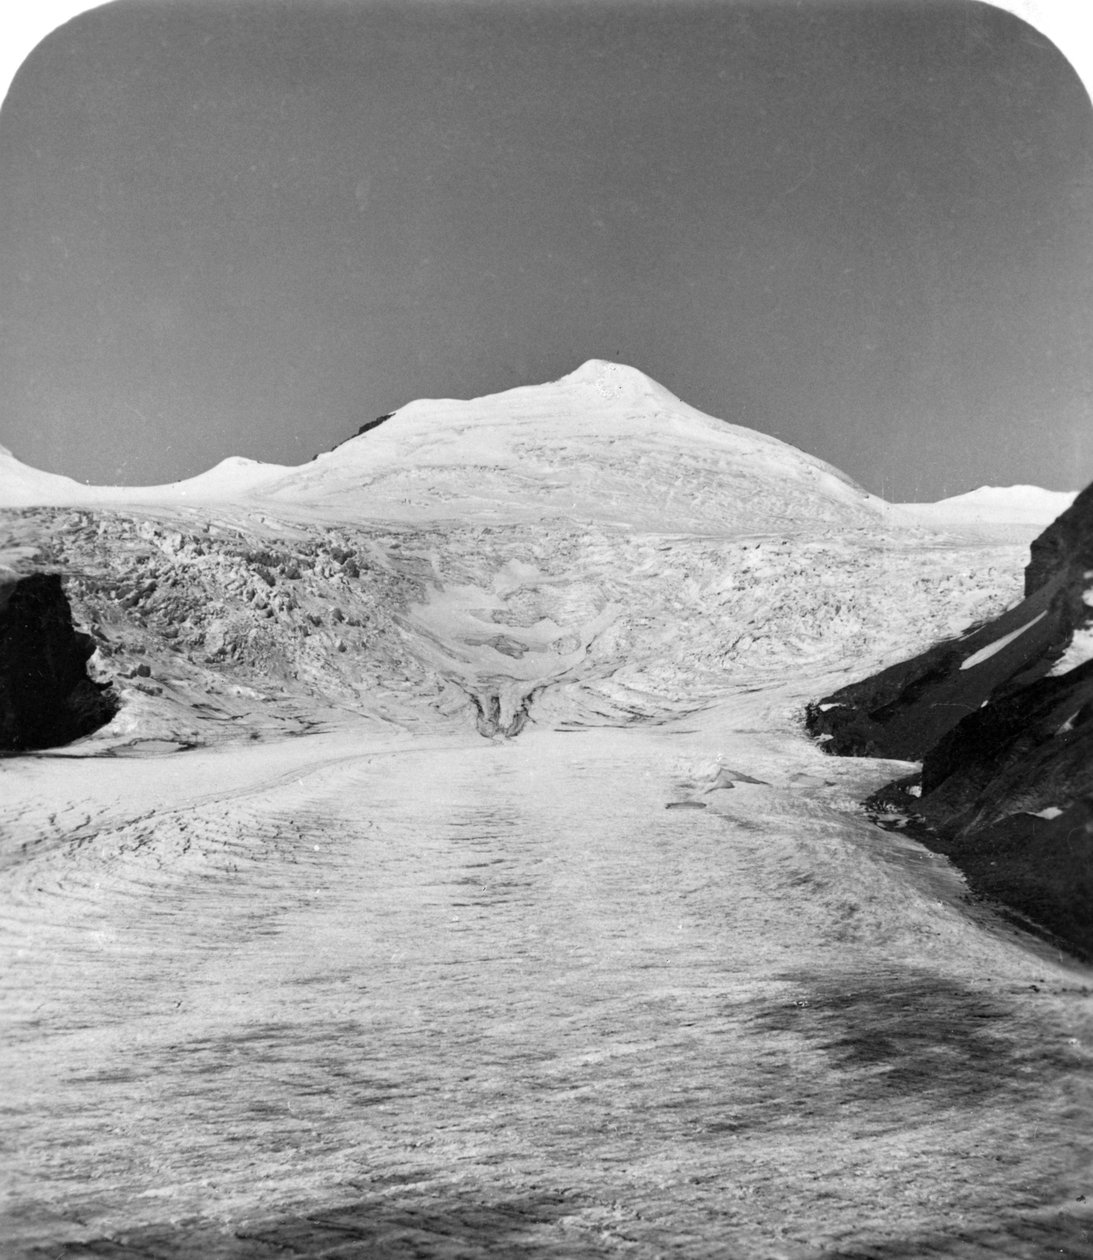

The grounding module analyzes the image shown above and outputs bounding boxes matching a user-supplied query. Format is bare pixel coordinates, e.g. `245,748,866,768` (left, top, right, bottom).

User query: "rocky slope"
1026,480,1093,597
807,481,1093,958
806,482,1093,760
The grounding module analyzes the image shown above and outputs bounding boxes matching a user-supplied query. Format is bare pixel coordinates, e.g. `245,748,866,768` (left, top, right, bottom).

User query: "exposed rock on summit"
0,572,118,751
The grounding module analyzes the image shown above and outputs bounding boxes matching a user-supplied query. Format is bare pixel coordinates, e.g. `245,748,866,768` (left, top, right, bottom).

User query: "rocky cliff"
1025,479,1093,596
807,482,1093,958
0,572,117,751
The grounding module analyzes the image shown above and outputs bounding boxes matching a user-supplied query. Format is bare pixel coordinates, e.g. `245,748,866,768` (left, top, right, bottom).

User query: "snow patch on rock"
959,611,1048,670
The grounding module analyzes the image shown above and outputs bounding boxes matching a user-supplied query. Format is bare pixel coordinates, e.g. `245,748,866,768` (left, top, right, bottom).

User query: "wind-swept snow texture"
2,364,1092,1257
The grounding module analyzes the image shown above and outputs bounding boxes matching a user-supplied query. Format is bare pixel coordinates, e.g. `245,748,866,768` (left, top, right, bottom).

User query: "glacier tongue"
4,367,1092,1255
5,493,1089,1255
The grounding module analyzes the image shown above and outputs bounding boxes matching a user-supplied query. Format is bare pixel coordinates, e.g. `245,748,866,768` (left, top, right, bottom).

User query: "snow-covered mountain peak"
0,364,898,531
0,444,291,508
557,358,686,406
897,484,1079,533
256,362,887,530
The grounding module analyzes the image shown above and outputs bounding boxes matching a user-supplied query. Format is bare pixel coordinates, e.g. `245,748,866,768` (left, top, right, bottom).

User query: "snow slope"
4,362,894,532
0,445,292,508
5,364,1074,540
5,369,1076,544
255,360,892,531
898,484,1078,538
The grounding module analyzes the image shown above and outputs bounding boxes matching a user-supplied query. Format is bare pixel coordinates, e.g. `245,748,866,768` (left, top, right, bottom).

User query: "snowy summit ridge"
898,483,1078,529
3,361,1059,536
254,359,887,530
0,445,292,508
1,360,890,531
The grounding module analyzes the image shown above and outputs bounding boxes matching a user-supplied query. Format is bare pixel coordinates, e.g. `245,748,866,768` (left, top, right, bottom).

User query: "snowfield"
2,364,1091,1258
896,483,1080,544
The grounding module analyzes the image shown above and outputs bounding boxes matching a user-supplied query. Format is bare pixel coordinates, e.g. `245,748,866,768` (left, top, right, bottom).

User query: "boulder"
0,573,117,751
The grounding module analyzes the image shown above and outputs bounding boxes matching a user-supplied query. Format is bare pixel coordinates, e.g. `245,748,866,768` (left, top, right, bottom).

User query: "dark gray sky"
1,0,1091,500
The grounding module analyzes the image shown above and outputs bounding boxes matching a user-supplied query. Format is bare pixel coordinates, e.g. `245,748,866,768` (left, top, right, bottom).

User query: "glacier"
2,362,1091,1258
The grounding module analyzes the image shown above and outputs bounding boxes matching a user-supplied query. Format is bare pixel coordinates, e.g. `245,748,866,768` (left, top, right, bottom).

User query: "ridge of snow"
899,484,1078,526
0,446,93,506
1,362,889,530
0,446,292,507
253,361,889,529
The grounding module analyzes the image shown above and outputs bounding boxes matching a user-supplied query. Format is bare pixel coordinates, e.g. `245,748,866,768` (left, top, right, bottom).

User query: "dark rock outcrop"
320,412,396,458
0,573,117,751
807,483,1093,958
874,661,1093,957
807,478,1093,760
804,571,1081,760
1026,479,1093,596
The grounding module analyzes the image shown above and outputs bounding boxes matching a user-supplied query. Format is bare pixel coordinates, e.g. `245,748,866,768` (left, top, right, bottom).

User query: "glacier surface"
1,364,1090,1257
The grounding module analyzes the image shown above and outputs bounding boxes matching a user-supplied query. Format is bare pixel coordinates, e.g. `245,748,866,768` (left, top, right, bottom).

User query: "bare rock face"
807,482,1093,958
1025,479,1093,596
888,660,1093,957
0,573,117,751
321,412,395,457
